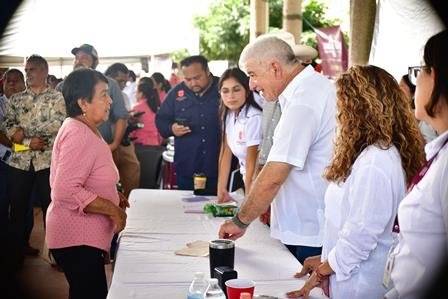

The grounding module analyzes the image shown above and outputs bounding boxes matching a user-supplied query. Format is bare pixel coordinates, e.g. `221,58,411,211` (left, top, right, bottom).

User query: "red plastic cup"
225,279,255,299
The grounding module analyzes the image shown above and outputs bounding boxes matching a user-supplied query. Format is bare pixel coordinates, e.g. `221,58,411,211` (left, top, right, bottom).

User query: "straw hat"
292,44,318,61
262,31,318,61
262,30,296,48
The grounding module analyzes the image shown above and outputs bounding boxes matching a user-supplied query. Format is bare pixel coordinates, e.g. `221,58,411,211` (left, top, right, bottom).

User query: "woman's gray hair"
238,36,297,71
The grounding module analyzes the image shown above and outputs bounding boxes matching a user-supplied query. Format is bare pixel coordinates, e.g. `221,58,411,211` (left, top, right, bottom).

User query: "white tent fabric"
0,0,211,60
369,0,445,79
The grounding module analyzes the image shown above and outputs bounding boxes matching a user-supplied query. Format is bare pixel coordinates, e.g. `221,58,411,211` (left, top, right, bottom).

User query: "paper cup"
225,279,255,299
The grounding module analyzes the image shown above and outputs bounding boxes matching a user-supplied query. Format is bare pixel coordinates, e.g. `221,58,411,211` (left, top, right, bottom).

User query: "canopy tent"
369,0,444,79
0,0,211,73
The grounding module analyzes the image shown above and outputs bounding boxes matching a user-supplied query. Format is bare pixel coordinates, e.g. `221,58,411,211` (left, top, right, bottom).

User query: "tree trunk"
282,0,302,43
250,0,269,42
349,0,376,66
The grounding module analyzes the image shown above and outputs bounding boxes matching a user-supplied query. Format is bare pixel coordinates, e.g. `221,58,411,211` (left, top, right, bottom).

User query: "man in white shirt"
219,34,336,264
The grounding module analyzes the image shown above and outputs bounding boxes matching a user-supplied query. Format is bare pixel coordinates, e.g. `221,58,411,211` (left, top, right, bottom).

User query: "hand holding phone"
132,111,145,118
175,118,190,127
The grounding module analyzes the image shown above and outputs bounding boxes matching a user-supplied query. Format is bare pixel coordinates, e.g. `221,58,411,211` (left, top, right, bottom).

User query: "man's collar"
196,74,215,97
278,65,315,108
26,84,51,96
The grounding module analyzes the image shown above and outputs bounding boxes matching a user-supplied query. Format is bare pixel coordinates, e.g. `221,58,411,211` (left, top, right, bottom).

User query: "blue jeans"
285,244,322,265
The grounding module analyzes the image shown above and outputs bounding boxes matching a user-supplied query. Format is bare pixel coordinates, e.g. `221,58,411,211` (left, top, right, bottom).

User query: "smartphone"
132,111,145,118
175,118,190,126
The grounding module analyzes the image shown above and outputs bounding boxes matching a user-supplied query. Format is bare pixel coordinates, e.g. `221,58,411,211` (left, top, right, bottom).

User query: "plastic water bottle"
187,272,207,299
204,278,226,299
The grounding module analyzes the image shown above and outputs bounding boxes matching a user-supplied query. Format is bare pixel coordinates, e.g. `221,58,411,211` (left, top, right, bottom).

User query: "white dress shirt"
387,130,448,299
225,105,262,175
267,65,336,246
322,145,405,299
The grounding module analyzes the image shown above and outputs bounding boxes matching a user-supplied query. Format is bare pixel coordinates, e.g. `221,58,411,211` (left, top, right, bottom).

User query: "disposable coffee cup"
225,279,255,299
209,239,235,278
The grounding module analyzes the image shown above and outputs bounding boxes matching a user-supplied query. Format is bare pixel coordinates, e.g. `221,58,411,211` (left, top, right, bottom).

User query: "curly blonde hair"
325,65,426,184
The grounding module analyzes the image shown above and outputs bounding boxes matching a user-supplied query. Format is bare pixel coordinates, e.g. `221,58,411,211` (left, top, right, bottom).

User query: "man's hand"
10,128,25,144
110,206,127,233
294,255,322,278
218,219,246,240
259,206,271,225
171,123,191,137
109,142,119,152
29,137,47,150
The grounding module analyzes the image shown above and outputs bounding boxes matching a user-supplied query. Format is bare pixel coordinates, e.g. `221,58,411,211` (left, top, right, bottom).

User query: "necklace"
74,115,102,138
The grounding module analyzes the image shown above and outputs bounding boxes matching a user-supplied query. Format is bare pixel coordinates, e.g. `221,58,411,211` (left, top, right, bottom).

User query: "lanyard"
393,136,448,233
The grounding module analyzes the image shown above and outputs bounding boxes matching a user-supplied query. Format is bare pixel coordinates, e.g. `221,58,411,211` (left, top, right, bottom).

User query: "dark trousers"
0,161,9,230
7,164,50,249
285,244,322,265
51,246,108,299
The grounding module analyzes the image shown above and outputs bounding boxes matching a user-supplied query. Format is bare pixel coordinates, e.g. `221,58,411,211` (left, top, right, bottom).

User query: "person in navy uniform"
156,55,220,194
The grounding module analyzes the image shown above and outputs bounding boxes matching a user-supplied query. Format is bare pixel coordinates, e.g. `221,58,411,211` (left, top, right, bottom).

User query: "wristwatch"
231,213,249,229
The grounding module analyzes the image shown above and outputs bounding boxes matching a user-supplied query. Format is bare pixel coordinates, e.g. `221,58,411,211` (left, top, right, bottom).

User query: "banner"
315,25,348,78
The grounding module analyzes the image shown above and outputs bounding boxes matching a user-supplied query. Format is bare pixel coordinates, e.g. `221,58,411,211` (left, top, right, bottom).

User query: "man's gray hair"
238,36,297,71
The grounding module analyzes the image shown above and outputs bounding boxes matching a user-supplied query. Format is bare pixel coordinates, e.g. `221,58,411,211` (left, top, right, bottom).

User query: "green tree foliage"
302,0,341,32
269,0,283,29
193,0,250,63
170,48,190,64
300,0,343,48
193,0,343,62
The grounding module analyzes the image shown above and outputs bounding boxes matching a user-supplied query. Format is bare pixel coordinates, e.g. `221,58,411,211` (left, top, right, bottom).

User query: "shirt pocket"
174,100,195,126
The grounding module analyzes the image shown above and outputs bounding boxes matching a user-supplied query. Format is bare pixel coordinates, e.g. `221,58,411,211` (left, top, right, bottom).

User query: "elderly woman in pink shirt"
46,68,128,299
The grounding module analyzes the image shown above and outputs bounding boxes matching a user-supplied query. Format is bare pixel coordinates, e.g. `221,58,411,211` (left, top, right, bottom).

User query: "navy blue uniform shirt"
156,76,221,179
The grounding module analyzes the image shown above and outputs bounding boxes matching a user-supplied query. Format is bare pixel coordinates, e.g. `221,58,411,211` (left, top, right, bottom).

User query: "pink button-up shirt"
46,118,119,252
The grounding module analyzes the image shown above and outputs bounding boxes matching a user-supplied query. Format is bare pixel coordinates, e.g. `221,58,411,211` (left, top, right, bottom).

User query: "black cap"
71,44,98,60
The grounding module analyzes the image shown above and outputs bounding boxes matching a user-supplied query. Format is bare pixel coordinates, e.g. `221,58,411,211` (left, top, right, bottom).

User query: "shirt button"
181,108,185,111
202,150,206,154
202,139,206,142
200,114,204,117
201,126,205,130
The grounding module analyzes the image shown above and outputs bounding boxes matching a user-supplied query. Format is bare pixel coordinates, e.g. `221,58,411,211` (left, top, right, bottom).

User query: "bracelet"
315,265,329,282
231,213,250,229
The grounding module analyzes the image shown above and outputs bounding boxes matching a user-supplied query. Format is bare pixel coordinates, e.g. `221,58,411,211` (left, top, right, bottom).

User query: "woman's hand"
286,271,324,298
118,191,130,209
321,275,330,297
294,255,322,278
110,206,127,233
217,188,233,203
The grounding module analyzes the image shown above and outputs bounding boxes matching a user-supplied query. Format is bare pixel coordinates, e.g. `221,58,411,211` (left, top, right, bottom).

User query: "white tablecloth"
107,189,328,299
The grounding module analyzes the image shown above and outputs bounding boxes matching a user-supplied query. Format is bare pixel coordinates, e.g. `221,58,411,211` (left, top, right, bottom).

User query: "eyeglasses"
408,66,425,85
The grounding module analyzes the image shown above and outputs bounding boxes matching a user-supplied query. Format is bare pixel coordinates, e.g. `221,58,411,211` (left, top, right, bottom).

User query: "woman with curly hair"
286,65,426,299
